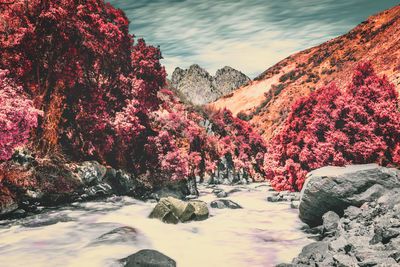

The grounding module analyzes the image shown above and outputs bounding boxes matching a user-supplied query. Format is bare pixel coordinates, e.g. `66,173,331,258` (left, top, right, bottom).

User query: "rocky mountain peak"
171,64,250,106
213,66,250,95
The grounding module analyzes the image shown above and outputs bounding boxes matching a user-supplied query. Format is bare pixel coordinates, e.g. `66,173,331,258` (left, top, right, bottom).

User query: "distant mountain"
209,4,400,140
171,64,250,106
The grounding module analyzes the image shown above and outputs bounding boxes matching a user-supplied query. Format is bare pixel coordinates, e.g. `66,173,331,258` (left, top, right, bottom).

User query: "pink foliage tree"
0,69,42,161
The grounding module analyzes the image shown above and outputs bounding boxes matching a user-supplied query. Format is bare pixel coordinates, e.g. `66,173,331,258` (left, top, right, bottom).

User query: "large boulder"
120,249,176,267
299,164,400,226
149,197,209,224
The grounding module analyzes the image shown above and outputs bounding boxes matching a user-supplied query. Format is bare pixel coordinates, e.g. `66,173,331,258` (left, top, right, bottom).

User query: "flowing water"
0,183,311,267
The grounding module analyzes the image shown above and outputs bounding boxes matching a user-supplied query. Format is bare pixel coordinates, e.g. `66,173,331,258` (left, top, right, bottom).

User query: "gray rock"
82,183,113,199
332,254,357,267
299,164,400,226
210,199,242,209
152,179,190,200
120,249,176,267
216,191,228,198
180,201,209,222
0,199,18,216
149,197,209,224
170,64,250,106
77,161,107,186
343,206,361,220
293,241,332,264
90,226,141,246
329,236,350,252
290,200,300,209
267,191,300,203
104,169,136,195
347,183,386,206
322,211,340,234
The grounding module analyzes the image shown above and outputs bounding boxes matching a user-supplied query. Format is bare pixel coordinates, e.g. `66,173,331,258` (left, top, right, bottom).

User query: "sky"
106,0,399,79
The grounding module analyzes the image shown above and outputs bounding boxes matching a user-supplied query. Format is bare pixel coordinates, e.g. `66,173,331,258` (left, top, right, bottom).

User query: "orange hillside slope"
209,4,400,140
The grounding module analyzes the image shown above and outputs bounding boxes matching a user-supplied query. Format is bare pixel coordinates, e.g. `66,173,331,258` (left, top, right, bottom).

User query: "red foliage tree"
265,62,400,191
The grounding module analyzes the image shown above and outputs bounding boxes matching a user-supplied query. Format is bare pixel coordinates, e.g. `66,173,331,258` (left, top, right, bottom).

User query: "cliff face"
209,4,400,140
171,64,250,106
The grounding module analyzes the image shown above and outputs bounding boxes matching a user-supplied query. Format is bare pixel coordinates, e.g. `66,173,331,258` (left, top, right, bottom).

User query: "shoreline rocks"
0,160,194,220
279,164,400,266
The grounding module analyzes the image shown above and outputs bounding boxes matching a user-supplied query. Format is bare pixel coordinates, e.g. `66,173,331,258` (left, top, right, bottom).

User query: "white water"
0,183,311,267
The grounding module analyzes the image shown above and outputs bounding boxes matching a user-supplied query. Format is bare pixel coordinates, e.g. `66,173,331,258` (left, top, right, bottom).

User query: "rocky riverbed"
0,182,310,267
2,163,399,267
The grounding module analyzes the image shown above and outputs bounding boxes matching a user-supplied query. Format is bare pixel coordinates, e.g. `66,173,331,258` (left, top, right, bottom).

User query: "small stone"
210,199,242,209
216,191,228,198
333,254,357,267
344,206,361,220
11,209,26,218
290,200,300,209
322,211,340,234
329,237,349,252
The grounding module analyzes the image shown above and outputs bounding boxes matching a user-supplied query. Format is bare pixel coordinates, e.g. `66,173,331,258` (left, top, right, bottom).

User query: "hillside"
171,64,250,106
209,4,400,140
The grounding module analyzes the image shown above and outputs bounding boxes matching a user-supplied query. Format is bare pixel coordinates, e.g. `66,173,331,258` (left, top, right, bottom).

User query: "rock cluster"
280,164,400,266
171,64,250,106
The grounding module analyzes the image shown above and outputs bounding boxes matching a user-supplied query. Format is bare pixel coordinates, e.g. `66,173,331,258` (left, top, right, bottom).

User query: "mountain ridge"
209,4,400,139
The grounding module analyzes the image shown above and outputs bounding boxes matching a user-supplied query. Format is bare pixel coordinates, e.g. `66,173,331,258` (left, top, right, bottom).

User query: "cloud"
107,0,399,78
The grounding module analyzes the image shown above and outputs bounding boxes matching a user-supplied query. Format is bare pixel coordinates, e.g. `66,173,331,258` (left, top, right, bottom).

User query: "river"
0,183,311,267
